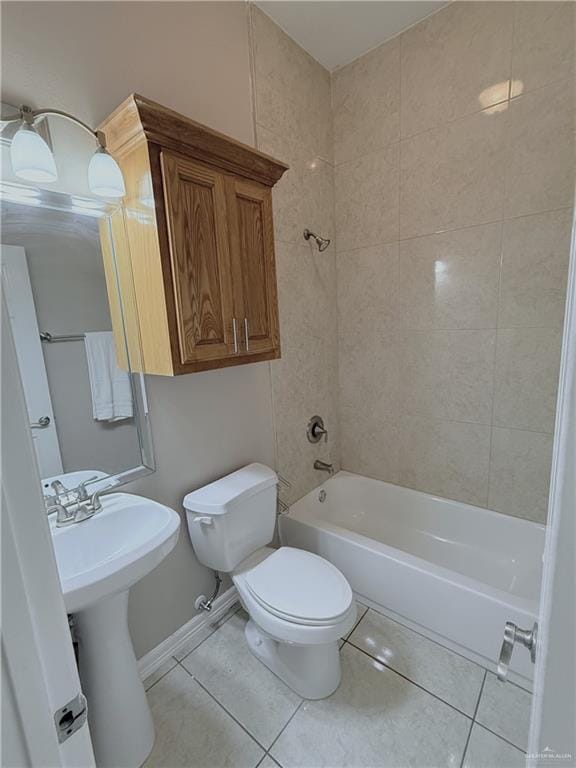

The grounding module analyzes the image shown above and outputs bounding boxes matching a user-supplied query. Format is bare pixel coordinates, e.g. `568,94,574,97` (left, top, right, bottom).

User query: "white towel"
84,332,133,422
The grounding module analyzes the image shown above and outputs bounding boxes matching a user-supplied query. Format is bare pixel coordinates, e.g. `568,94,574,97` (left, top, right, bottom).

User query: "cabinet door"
161,152,235,366
226,177,280,357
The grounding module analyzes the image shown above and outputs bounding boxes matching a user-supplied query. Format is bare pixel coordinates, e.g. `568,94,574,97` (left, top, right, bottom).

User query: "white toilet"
184,463,356,699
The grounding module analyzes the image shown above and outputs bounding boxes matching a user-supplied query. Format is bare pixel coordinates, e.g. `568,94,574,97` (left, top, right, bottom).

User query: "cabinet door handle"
232,318,238,354
244,318,249,352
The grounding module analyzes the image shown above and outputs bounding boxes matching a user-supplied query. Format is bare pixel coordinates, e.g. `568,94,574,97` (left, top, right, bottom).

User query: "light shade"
88,148,126,198
10,123,58,183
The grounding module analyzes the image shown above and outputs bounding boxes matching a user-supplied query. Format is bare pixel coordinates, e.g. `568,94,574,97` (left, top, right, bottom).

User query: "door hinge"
54,692,87,743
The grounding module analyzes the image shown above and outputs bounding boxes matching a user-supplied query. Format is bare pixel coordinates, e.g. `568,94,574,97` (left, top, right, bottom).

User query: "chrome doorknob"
497,621,538,681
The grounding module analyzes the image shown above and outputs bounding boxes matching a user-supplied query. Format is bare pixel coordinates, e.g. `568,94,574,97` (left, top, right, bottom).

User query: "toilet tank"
183,463,278,572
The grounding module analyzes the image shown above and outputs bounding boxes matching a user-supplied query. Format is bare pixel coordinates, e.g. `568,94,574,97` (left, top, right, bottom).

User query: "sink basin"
51,492,180,612
49,492,180,768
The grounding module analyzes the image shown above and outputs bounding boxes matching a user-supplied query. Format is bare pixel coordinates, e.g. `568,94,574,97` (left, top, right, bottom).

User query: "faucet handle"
307,415,328,444
75,476,100,502
47,503,75,527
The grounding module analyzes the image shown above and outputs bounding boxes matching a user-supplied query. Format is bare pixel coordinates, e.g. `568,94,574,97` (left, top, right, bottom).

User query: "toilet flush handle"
190,516,214,526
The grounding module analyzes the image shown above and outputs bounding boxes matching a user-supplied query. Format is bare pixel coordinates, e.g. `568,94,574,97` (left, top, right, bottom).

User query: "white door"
526,217,576,765
1,243,63,477
1,298,95,767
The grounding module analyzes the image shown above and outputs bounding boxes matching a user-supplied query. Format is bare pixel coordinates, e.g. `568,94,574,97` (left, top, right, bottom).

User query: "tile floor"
143,601,531,768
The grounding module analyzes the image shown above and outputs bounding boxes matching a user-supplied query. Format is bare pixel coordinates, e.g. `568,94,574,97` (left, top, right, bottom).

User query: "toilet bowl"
183,463,356,699
233,546,356,698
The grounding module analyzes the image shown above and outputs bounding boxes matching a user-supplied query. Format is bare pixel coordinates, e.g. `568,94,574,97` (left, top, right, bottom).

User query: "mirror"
0,184,154,498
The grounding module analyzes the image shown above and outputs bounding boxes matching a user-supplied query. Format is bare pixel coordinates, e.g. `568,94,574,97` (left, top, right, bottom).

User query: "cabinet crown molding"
99,93,288,187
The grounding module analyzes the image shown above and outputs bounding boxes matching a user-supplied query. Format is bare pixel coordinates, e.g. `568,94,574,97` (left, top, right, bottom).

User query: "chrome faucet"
314,460,334,475
45,479,112,527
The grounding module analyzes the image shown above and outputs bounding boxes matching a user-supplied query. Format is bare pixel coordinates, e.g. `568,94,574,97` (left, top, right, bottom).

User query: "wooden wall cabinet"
99,94,287,375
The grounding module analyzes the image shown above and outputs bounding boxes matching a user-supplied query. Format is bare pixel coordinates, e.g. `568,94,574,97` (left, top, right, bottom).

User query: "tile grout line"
326,204,573,256
459,669,488,768
333,72,574,169
355,605,494,674
264,699,305,759
143,604,242,691
344,604,369,639
471,666,528,754
178,661,270,755
344,640,475,721
353,605,535,696
471,721,528,755
486,219,507,509
173,603,241,664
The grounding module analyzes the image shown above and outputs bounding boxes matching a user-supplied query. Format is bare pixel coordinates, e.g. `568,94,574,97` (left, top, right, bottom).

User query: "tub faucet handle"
497,621,538,681
307,415,328,444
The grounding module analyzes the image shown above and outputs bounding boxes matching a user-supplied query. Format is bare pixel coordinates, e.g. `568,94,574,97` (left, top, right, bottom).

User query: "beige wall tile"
400,2,514,138
258,126,335,247
399,223,501,330
489,427,553,522
400,109,507,239
253,8,332,160
333,37,400,164
499,208,572,328
399,330,496,424
493,327,563,433
252,8,338,504
337,243,399,335
339,331,400,422
257,1,572,522
340,406,399,484
398,416,491,507
257,128,301,244
272,337,339,502
511,1,575,97
336,144,400,250
505,78,575,219
278,242,337,343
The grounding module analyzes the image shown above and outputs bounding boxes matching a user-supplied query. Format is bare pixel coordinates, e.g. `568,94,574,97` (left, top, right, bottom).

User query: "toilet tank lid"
183,463,278,515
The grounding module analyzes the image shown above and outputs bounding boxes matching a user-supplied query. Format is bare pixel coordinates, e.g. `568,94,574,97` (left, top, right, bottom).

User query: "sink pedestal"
75,590,154,768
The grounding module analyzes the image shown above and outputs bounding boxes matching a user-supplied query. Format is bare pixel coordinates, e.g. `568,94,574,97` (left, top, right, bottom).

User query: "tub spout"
314,460,334,475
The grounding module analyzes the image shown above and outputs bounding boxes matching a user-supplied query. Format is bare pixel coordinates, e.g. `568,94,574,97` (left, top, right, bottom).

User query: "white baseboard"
138,586,239,682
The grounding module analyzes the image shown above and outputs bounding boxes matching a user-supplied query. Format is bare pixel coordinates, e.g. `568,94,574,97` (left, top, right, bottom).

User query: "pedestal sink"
50,492,180,768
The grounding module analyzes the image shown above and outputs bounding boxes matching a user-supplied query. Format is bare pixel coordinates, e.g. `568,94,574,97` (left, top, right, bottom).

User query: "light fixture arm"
0,105,105,148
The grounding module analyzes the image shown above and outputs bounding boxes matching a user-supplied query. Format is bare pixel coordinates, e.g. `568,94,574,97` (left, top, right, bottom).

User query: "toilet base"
244,619,341,699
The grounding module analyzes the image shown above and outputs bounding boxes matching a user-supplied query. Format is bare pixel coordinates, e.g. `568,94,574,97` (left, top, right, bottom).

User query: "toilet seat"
244,547,353,626
233,547,357,645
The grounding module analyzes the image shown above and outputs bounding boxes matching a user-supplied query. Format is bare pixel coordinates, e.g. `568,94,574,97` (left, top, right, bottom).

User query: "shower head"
303,228,331,252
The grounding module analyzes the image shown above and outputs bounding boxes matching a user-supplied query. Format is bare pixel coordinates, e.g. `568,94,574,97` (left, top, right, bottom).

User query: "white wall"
1,1,275,658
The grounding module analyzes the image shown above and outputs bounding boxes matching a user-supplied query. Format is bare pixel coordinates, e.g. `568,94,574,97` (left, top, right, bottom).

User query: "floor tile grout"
145,599,531,764
265,699,305,758
470,671,528,754
143,659,178,693
144,603,242,691
471,720,528,755
459,670,487,768
352,604,490,671
344,603,369,639
179,661,270,754
357,603,534,696
174,602,241,663
344,640,476,720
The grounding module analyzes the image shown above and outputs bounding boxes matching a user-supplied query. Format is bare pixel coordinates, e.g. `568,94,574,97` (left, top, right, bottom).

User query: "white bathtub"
280,471,545,683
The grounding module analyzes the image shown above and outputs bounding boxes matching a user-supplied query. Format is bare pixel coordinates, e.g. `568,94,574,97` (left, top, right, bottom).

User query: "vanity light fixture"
1,104,126,198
